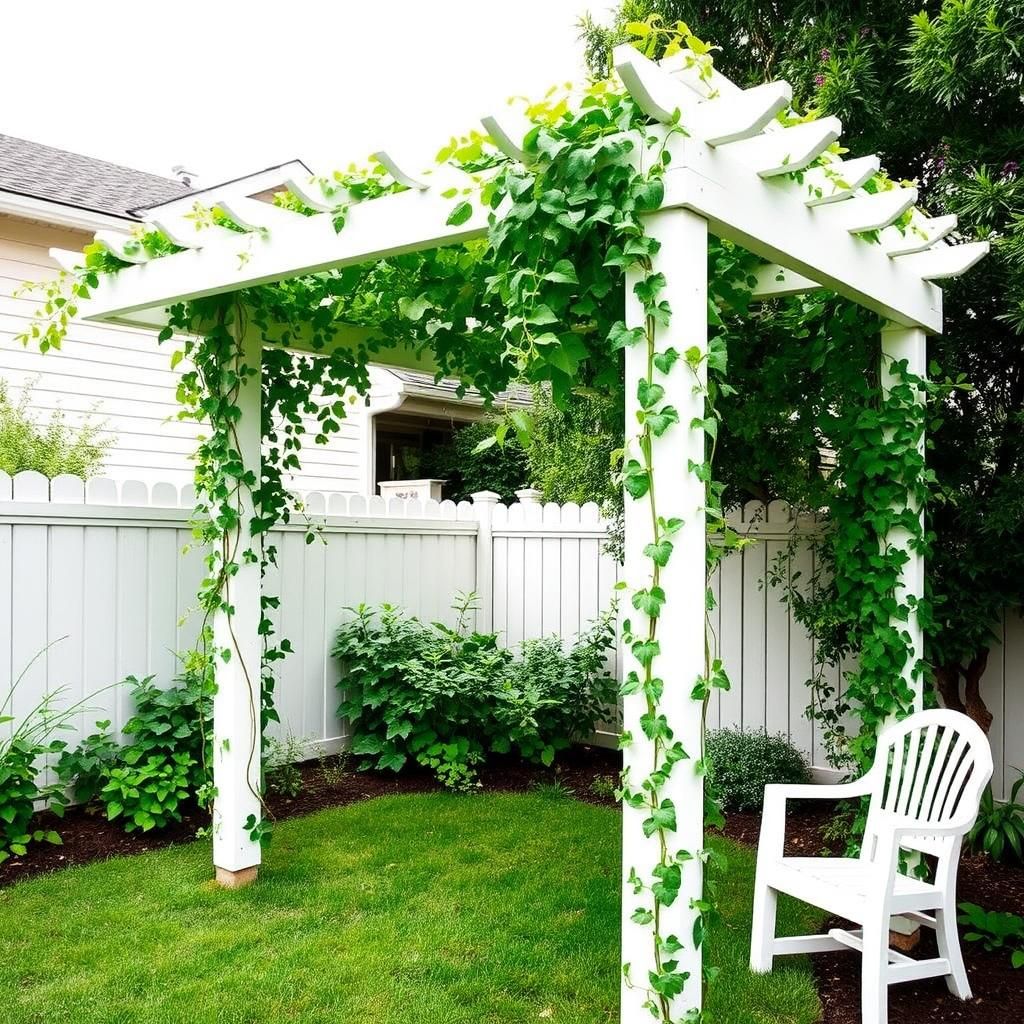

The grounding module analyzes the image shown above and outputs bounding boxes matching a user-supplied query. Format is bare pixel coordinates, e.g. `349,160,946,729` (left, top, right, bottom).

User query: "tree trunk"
963,650,993,734
933,652,993,735
934,662,965,714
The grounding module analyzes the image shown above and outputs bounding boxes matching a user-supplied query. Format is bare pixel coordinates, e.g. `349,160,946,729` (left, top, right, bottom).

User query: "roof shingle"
0,133,189,220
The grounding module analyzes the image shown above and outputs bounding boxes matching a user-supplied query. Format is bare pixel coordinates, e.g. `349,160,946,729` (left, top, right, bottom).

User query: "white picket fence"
0,472,1019,799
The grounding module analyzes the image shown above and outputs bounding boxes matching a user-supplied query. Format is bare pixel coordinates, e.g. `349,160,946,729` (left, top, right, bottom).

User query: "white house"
0,135,526,495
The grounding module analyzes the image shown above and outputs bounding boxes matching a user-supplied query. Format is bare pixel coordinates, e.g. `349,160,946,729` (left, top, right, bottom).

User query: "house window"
373,412,456,488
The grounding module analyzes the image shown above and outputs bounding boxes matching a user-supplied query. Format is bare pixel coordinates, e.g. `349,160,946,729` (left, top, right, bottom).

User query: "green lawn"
0,793,822,1024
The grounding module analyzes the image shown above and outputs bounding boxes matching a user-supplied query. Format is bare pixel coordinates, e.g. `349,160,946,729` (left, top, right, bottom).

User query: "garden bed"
2,744,1021,1024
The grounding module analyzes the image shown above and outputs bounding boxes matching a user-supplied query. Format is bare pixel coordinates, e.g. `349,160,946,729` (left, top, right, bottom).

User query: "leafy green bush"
706,728,811,812
968,769,1024,863
958,902,1024,969
58,673,212,832
419,420,530,503
0,377,111,479
332,597,616,789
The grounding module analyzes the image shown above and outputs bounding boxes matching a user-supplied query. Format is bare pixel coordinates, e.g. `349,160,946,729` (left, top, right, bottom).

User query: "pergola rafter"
58,45,988,1023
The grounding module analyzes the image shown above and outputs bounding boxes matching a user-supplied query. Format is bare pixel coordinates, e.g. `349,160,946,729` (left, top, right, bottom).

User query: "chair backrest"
862,709,993,862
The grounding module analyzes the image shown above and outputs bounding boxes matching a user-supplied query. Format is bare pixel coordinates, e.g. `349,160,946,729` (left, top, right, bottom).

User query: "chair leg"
750,877,778,973
935,901,972,999
861,918,889,1024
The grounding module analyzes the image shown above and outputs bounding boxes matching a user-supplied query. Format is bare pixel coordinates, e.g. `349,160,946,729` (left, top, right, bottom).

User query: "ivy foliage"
582,0,1024,749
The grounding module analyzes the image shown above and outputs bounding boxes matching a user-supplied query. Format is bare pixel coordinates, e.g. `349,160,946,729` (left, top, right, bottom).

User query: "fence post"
514,488,543,504
471,491,500,632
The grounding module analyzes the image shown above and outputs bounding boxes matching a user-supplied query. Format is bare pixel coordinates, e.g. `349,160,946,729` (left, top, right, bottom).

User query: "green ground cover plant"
0,793,824,1024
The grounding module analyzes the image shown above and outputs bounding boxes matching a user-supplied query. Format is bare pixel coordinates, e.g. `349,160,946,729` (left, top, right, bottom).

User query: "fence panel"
0,473,1017,798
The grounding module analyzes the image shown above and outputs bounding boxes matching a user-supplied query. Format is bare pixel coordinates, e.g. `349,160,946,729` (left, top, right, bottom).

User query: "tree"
581,0,1024,733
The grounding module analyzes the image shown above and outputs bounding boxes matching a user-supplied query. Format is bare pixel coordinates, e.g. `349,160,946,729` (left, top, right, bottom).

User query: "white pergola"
58,46,986,1022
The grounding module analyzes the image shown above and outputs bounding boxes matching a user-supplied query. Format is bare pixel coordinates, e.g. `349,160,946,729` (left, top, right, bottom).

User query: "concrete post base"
215,865,259,889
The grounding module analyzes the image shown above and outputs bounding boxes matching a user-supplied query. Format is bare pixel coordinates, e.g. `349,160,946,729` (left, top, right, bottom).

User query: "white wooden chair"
749,709,993,1024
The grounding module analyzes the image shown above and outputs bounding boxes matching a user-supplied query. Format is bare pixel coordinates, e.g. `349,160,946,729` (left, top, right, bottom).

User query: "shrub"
332,596,616,789
58,672,213,833
492,614,617,766
706,728,811,812
419,420,530,503
0,377,111,479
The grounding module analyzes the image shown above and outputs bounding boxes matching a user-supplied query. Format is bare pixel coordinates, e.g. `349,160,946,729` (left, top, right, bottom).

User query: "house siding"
0,213,369,490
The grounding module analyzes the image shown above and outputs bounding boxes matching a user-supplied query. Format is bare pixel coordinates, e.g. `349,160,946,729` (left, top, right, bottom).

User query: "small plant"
57,671,212,833
958,902,1024,968
968,769,1024,863
55,722,119,804
532,779,575,800
706,728,811,812
589,773,618,801
265,734,306,799
0,644,92,862
315,747,350,787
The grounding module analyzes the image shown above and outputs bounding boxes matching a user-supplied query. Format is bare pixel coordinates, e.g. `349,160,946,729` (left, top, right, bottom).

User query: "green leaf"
643,798,677,837
622,460,650,499
632,586,666,618
643,539,674,567
634,178,665,212
637,379,665,410
653,348,679,375
652,862,682,906
543,260,578,285
397,295,432,321
446,201,473,226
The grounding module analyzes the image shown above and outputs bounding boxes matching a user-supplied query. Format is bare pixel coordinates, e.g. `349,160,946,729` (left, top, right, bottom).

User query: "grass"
0,793,823,1023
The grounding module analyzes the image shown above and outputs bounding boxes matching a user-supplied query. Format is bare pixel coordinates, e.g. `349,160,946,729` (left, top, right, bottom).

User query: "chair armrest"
763,778,873,808
889,817,973,840
757,778,872,862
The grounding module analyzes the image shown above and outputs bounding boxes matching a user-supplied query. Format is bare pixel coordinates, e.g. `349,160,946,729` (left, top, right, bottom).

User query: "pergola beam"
77,184,492,322
660,162,944,331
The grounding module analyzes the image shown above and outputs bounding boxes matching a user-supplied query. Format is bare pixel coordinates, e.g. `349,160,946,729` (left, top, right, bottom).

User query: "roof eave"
0,188,138,233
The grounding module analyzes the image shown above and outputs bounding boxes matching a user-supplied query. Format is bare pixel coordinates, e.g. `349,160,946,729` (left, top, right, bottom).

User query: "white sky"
2,1,612,188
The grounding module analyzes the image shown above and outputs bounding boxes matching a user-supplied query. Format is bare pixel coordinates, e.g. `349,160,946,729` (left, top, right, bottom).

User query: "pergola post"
212,325,263,887
880,323,927,713
622,208,708,1020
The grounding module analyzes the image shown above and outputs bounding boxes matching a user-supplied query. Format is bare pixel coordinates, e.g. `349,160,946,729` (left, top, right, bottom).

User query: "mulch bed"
2,745,1021,1024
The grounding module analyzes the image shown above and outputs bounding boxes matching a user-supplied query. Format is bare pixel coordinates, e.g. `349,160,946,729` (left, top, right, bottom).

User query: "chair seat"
765,857,942,920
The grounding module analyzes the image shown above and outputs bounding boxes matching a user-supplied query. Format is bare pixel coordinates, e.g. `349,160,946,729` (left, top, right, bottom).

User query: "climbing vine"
18,18,937,1020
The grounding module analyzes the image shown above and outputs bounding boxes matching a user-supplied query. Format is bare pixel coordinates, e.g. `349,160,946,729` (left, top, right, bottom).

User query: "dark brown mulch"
1,744,1021,1024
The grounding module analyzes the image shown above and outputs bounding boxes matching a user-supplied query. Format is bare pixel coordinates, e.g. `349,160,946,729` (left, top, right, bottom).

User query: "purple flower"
860,26,872,38
1003,160,1020,178
814,73,826,88
819,48,831,62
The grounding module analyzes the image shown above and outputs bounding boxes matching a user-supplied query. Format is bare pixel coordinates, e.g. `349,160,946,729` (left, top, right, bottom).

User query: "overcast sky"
2,1,609,188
